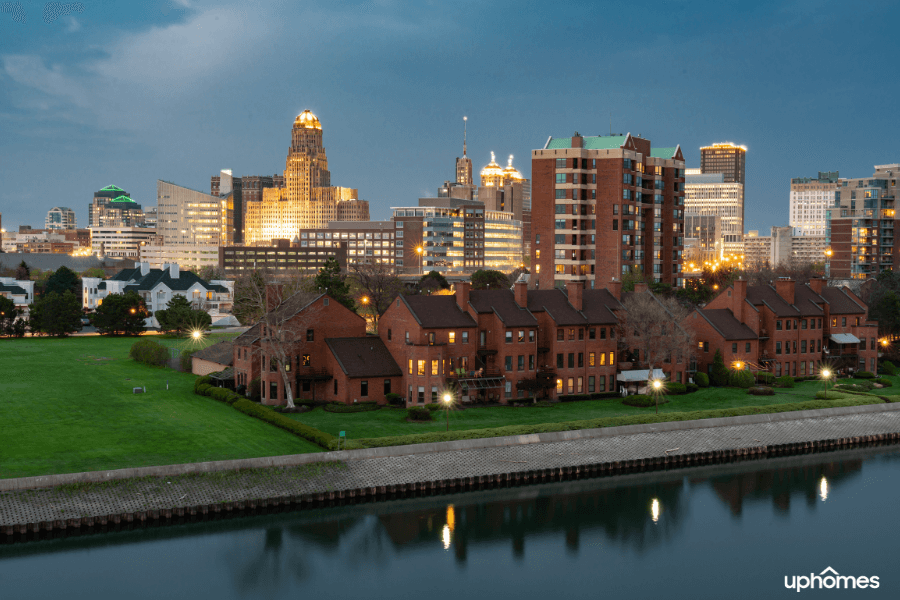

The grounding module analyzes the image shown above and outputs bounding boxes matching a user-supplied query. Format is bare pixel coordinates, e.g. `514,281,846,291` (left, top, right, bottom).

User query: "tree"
234,269,268,325
80,267,106,279
470,269,509,290
91,292,148,335
155,295,211,334
0,296,25,338
709,349,729,387
314,258,355,311
419,270,450,294
15,261,30,281
507,266,530,287
197,265,225,282
616,290,695,412
45,266,81,297
349,261,403,329
30,291,82,337
620,265,645,293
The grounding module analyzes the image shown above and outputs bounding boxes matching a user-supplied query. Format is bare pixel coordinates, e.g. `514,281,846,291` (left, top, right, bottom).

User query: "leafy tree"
45,266,81,298
15,261,30,281
314,258,355,311
620,265,644,293
419,270,450,294
31,291,81,337
155,295,211,334
0,295,25,338
709,349,729,387
197,265,225,282
80,267,106,279
470,269,509,290
92,291,147,335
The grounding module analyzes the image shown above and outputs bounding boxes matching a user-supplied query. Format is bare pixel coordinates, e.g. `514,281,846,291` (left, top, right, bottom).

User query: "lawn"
0,335,321,479
286,377,900,441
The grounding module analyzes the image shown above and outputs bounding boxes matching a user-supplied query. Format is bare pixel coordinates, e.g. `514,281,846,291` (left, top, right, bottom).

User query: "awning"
617,369,665,382
831,333,861,344
209,367,234,382
455,377,506,390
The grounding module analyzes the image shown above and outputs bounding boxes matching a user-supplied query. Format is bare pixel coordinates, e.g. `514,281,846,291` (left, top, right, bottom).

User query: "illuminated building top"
294,110,322,130
700,142,747,152
502,155,525,181
480,152,504,186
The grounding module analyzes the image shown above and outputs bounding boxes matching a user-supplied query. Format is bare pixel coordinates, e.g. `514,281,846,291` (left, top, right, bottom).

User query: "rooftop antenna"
463,116,468,157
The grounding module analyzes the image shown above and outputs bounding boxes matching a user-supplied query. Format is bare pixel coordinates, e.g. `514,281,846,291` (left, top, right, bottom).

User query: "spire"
463,116,468,157
508,154,513,168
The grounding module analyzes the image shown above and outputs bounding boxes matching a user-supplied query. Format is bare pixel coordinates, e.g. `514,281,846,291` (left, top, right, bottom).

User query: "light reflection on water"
1,446,899,600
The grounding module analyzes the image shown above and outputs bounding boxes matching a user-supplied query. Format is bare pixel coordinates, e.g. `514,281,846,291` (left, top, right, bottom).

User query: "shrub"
407,407,432,421
194,375,212,393
815,390,850,400
694,372,709,388
755,372,775,385
685,383,699,393
179,349,193,372
385,392,404,407
729,370,755,389
129,339,169,367
622,394,670,408
748,386,775,396
854,371,876,379
248,377,261,403
775,376,795,388
425,402,444,412
323,402,380,413
235,384,246,396
709,350,729,387
876,378,893,387
880,361,896,375
230,399,336,448
196,383,213,396
834,381,875,392
666,382,687,395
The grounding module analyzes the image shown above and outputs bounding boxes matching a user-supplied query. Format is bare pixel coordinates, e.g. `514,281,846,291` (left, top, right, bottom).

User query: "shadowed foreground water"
2,445,899,599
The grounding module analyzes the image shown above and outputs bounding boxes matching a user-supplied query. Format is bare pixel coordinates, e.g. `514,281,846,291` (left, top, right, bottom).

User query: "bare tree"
617,290,696,411
348,261,403,330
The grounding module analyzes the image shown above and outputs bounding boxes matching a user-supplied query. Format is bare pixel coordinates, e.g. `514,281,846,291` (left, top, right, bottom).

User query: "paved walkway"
3,404,900,528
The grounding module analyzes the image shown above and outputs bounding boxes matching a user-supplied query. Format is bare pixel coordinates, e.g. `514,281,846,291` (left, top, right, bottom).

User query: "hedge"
880,361,896,376
622,394,670,408
324,402,380,413
876,378,893,387
728,371,755,389
835,381,875,392
558,391,620,402
854,371,876,379
666,382,687,395
685,382,699,393
385,393,404,407
342,397,886,450
694,372,709,388
179,349,193,372
129,339,169,367
748,386,775,396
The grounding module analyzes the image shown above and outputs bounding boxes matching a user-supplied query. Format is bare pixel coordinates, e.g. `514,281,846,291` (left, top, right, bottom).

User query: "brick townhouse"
690,278,878,377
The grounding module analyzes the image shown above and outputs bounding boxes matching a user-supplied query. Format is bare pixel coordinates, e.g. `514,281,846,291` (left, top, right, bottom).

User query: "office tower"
89,185,145,228
684,213,723,265
790,171,839,236
210,171,282,244
244,110,369,244
684,171,744,256
828,164,899,279
531,132,685,289
698,142,746,253
45,207,77,230
700,142,746,184
90,227,157,258
156,180,224,245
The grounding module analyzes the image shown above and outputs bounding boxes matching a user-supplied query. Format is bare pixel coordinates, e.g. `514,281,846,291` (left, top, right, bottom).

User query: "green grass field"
285,377,900,441
0,334,321,479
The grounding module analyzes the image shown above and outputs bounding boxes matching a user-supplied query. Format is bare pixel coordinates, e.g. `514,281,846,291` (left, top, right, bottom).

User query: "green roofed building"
90,185,146,228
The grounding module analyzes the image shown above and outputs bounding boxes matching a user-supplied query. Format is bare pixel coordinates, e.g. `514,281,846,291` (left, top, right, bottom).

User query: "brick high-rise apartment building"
531,133,686,289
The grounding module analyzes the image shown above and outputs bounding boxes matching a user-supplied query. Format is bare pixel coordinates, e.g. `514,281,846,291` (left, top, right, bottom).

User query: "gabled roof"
581,289,622,324
109,267,229,293
0,283,27,295
234,323,261,347
326,337,403,378
792,285,826,316
819,287,866,314
401,295,477,328
469,289,538,327
746,285,800,317
650,146,680,159
192,340,234,366
697,309,758,340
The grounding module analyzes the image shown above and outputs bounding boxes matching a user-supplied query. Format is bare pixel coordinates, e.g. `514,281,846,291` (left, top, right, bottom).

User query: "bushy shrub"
248,377,261,403
526,400,555,408
129,339,169,367
748,386,775,396
425,402,443,412
776,376,795,388
854,371,876,379
816,390,850,400
179,349,193,372
694,372,709,388
880,361,896,376
194,375,212,393
755,372,775,385
196,383,213,396
666,382,687,395
835,381,875,392
407,407,432,421
685,382,699,393
729,370,755,389
324,402,380,413
709,350,729,387
622,394,670,408
235,384,246,396
385,393,404,407
876,378,893,387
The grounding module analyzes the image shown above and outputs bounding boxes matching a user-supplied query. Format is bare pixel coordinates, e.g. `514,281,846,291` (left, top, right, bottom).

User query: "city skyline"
2,0,898,235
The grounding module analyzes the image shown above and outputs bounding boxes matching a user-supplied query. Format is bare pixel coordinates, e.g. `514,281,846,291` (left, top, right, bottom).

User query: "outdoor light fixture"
442,392,452,431
192,330,202,340
732,361,745,370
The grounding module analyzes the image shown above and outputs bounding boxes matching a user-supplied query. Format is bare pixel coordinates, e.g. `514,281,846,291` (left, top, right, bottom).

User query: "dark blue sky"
1,0,898,233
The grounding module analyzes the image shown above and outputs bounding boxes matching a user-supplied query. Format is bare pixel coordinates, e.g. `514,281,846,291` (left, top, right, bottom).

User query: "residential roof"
234,323,261,347
746,285,800,317
792,285,826,316
112,267,229,293
545,135,627,150
818,287,865,314
326,337,403,378
0,283,27,295
650,147,679,159
698,309,758,340
402,295,477,328
527,289,587,325
192,340,234,367
580,289,622,324
469,289,538,327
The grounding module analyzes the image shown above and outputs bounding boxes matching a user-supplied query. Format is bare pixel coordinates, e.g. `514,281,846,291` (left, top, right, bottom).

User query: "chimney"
732,279,747,323
170,263,179,279
566,280,583,311
608,278,622,300
571,133,583,149
809,277,826,295
514,280,528,308
140,261,150,276
775,277,795,305
634,282,649,294
455,281,470,311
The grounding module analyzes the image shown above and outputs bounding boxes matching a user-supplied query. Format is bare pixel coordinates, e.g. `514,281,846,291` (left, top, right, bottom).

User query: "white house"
0,277,35,313
83,262,233,328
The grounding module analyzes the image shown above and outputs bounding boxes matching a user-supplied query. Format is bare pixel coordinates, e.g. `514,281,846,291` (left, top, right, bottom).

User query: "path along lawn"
0,335,320,479
286,377,900,441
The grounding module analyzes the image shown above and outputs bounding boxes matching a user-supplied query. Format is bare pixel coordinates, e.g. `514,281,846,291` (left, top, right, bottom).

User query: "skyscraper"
244,110,369,244
156,180,224,245
456,116,473,185
790,171,839,237
697,142,746,254
89,184,145,228
45,207,77,230
684,172,744,256
700,142,746,184
210,171,283,244
531,132,685,289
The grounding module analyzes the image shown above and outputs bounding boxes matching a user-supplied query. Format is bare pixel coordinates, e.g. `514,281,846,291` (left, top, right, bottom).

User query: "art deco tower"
245,110,369,244
455,116,473,185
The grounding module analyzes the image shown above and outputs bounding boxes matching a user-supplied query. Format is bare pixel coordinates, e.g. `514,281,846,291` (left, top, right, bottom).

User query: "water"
2,446,899,599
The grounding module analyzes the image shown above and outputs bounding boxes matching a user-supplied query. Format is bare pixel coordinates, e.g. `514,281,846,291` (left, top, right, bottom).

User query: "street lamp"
442,392,452,431
820,367,832,398
416,246,423,276
650,379,664,414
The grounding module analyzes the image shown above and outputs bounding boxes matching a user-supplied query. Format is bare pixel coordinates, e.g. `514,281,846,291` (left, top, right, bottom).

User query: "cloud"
66,15,80,32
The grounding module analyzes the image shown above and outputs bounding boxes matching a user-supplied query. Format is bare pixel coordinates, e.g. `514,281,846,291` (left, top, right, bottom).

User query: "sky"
1,0,899,234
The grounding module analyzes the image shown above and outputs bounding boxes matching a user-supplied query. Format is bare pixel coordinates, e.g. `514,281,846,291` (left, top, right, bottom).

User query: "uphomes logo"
785,567,880,592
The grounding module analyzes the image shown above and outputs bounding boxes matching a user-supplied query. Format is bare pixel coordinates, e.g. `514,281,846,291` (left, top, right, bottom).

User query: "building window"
505,356,513,371
842,317,847,327
529,330,535,342
505,331,513,343
801,340,808,353
588,376,595,393
589,352,595,367
406,331,410,343
732,343,737,353
556,353,564,368
306,329,314,341
517,355,525,371
408,359,413,375
578,353,584,367
569,329,575,341
529,355,535,370
418,387,425,404
384,379,391,395
518,330,525,343
449,331,456,344
776,342,782,355
387,328,392,341
610,352,615,365
577,377,583,393
801,319,808,330
557,329,564,341
270,381,278,401
432,387,438,402
302,354,310,366
589,328,596,340
568,353,575,368
361,380,368,397
567,378,574,394
430,359,438,375
505,381,512,399
578,329,584,341
428,332,435,345
417,360,425,376
776,320,782,331
745,342,751,352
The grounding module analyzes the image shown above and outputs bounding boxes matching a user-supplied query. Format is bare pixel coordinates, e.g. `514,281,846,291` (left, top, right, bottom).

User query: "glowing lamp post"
416,246,423,275
192,330,203,340
651,379,664,414
820,367,832,398
442,392,452,431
